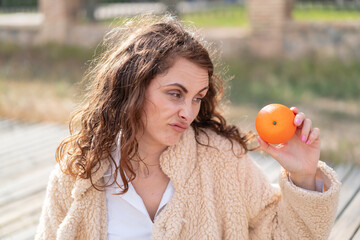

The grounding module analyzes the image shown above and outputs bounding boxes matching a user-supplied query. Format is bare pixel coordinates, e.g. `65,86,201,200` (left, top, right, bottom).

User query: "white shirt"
104,139,175,240
104,171,174,240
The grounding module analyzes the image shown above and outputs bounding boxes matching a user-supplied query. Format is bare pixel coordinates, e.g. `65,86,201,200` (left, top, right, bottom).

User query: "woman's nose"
179,102,193,122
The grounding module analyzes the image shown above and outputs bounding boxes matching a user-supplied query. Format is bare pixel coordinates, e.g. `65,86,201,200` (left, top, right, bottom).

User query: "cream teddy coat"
35,127,341,240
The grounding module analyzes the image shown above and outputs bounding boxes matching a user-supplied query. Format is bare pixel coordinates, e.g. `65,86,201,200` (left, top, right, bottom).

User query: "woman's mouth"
169,123,188,133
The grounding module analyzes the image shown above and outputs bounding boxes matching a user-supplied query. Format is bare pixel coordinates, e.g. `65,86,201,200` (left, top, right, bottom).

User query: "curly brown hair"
56,15,255,194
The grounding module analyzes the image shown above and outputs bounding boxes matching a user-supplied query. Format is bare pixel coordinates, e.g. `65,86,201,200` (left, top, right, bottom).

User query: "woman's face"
138,57,209,150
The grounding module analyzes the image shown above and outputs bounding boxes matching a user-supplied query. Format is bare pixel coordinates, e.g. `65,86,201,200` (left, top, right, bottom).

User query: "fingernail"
306,140,311,145
301,136,306,142
295,118,301,125
257,137,261,144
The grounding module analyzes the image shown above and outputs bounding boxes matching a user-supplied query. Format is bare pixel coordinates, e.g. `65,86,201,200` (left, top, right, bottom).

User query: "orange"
255,103,296,144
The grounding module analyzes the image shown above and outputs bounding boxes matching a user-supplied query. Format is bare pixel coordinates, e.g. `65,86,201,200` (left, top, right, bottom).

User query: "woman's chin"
164,134,183,146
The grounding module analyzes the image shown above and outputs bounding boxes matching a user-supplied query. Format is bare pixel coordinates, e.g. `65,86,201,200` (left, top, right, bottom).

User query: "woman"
35,15,340,240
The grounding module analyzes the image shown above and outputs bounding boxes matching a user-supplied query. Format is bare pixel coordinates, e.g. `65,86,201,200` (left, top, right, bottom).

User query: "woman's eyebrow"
165,83,209,94
198,86,209,93
165,83,188,93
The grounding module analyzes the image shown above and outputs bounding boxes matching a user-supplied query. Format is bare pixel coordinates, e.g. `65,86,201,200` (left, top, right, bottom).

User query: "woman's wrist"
288,173,317,191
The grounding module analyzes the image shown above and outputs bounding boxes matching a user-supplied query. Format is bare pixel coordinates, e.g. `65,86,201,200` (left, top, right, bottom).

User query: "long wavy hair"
56,15,255,193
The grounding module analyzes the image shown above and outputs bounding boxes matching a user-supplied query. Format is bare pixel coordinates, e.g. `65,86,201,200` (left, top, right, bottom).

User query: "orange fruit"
255,103,296,144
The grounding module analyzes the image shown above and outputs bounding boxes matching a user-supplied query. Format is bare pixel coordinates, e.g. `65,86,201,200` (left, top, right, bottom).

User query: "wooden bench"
0,119,359,239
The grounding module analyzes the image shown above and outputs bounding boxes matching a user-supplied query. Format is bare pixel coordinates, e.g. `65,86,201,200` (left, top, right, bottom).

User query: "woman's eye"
194,97,203,103
168,92,181,98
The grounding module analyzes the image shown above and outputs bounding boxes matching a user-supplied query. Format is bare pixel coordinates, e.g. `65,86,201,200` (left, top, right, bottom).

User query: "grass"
180,4,360,27
225,57,360,106
0,78,76,123
0,41,359,165
99,4,360,28
294,5,360,22
182,6,248,27
100,6,249,28
0,42,94,83
0,42,92,123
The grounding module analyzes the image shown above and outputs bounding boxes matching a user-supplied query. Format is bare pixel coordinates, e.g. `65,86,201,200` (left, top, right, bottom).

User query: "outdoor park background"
1,0,359,166
1,1,360,239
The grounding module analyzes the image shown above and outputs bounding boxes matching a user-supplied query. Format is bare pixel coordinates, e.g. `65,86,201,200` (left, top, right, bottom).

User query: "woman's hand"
257,107,320,191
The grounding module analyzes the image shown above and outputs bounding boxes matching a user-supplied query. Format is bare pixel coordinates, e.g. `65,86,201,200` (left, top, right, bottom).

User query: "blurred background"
0,0,360,239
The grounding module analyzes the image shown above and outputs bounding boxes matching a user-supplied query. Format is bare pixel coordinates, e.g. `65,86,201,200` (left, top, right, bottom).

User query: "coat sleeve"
238,155,341,240
35,165,74,240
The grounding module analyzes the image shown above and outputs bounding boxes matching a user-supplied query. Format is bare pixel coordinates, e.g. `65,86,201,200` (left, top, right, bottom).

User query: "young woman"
35,15,340,240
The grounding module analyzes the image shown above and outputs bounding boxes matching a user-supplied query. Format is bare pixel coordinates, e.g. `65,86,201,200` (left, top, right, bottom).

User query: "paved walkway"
0,119,359,239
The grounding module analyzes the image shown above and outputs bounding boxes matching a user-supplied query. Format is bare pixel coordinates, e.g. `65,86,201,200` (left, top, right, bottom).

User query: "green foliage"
225,57,360,106
0,41,95,83
1,41,359,106
182,6,248,27
100,5,249,27
0,0,37,8
100,3,360,27
181,4,360,27
294,6,360,21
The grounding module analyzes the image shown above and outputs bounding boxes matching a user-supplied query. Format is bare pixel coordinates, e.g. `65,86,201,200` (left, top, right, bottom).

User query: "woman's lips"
169,123,188,133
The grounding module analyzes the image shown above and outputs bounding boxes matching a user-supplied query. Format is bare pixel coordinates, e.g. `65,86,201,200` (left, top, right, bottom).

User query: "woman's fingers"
294,112,306,127
291,109,316,143
301,118,312,143
290,107,298,114
306,127,320,145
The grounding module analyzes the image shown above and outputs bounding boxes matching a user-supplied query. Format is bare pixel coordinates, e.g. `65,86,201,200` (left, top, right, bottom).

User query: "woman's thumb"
257,136,280,160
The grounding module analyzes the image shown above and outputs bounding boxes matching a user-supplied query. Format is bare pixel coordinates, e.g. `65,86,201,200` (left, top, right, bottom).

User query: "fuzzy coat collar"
71,127,198,199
